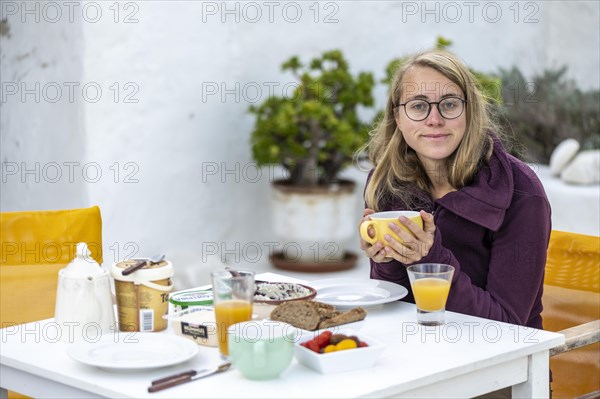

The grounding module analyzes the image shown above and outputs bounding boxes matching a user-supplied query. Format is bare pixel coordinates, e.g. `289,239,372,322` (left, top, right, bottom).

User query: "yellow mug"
360,211,423,246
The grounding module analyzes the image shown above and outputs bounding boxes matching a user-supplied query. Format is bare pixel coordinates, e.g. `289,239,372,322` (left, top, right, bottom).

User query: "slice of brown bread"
318,307,367,329
315,303,340,320
270,300,367,331
312,301,335,313
270,301,321,331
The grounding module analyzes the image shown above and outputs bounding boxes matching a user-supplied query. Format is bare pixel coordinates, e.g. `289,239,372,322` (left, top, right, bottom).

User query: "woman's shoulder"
488,135,546,198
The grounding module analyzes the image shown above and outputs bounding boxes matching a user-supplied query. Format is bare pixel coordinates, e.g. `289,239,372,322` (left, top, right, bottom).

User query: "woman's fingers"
383,211,436,263
359,209,379,256
420,210,436,235
359,209,435,264
382,233,419,261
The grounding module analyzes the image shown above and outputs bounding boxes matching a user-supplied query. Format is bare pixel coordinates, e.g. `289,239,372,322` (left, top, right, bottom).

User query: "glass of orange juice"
211,270,255,359
406,264,454,326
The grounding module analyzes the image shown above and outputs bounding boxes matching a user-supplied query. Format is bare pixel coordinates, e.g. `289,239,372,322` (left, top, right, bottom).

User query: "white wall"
1,5,86,210
2,1,599,272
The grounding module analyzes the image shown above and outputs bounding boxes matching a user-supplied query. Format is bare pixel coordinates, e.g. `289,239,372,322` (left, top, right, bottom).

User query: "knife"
148,363,232,393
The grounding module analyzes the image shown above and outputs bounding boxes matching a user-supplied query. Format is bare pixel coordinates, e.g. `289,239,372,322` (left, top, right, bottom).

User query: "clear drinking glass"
406,264,455,326
211,270,255,359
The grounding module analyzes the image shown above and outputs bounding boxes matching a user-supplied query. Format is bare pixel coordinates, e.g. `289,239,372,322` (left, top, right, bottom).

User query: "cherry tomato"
314,331,333,349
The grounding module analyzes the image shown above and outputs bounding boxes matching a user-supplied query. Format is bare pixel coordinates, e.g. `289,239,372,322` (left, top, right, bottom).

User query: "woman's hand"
383,210,436,264
359,209,393,263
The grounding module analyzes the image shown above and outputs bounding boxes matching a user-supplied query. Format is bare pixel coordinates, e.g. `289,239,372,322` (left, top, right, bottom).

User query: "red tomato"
305,340,321,353
314,331,333,349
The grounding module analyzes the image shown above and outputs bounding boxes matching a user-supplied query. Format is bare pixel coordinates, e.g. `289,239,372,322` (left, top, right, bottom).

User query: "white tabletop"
1,273,564,398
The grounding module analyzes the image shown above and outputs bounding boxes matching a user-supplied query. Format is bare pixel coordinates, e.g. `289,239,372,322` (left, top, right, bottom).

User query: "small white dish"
294,328,386,374
310,278,408,309
67,333,199,371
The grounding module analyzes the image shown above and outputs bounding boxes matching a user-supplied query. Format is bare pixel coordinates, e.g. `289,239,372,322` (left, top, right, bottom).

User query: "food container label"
181,322,209,339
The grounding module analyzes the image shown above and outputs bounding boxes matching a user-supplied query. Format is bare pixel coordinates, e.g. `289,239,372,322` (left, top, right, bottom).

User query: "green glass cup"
228,319,297,380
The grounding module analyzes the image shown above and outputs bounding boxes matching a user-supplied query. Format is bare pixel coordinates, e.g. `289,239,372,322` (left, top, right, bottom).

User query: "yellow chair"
543,230,600,399
1,206,103,325
1,206,102,399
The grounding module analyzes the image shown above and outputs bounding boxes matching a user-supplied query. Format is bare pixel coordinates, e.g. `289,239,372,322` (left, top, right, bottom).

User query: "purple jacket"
369,139,551,329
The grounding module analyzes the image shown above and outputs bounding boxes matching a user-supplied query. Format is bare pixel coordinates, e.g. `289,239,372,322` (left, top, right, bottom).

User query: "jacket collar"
435,137,513,232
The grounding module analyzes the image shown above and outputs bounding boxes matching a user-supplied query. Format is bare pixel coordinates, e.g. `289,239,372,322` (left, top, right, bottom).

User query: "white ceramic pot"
271,180,357,262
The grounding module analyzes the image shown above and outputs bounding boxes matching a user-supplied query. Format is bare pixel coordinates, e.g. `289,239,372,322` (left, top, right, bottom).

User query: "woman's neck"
430,183,456,200
420,158,456,200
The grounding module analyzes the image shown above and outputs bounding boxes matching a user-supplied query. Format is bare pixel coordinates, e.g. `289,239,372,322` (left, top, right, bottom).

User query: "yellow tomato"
335,339,358,351
323,344,337,353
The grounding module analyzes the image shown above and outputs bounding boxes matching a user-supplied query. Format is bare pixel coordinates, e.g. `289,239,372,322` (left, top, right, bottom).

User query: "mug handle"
359,220,377,244
253,340,267,369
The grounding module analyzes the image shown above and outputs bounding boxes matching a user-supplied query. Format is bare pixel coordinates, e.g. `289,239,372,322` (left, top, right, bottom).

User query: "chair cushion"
560,150,600,185
549,138,580,175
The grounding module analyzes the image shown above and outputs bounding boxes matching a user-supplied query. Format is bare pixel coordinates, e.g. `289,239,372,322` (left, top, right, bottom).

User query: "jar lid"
169,290,213,307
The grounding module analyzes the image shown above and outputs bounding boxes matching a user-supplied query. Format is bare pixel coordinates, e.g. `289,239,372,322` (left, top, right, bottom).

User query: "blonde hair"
362,50,495,211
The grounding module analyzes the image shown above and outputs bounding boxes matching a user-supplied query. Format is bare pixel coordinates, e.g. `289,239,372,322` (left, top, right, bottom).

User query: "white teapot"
55,242,115,342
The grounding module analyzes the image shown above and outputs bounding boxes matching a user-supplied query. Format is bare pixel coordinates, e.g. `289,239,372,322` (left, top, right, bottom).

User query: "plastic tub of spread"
111,259,174,332
169,289,213,313
167,307,218,347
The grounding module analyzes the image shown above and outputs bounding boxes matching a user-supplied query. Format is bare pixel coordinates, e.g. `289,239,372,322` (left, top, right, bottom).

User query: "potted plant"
250,50,375,265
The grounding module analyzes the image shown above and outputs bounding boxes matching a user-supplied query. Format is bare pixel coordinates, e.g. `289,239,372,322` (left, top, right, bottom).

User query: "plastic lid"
169,290,213,306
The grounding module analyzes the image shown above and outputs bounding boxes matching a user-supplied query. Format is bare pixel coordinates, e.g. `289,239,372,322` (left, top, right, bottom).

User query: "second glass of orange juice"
211,270,255,358
407,264,454,326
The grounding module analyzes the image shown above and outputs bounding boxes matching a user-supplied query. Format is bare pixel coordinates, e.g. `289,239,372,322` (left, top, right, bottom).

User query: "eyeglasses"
396,96,467,121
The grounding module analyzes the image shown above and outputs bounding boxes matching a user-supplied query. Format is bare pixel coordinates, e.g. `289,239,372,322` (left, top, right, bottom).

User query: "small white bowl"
294,329,386,374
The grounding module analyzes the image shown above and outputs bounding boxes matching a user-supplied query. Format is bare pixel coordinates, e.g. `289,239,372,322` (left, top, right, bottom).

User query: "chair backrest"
0,206,102,326
542,230,600,399
545,230,600,292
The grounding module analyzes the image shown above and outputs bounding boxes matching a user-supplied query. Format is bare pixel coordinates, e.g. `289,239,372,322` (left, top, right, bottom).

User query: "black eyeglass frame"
395,96,467,121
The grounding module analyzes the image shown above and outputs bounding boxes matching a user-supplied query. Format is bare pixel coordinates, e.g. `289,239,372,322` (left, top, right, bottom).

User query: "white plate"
67,333,199,371
310,278,408,309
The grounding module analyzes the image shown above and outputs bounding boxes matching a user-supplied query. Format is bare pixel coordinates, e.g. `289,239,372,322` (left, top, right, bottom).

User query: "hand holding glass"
406,264,454,326
211,270,255,359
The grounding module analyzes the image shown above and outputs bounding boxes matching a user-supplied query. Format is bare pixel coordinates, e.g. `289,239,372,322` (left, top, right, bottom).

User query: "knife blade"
148,363,231,393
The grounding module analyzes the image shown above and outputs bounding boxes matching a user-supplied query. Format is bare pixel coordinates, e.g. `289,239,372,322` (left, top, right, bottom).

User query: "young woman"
359,50,551,330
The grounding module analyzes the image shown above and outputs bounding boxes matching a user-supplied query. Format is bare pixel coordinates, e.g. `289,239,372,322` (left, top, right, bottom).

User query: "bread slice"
270,301,321,331
318,307,367,329
314,302,339,320
269,300,367,331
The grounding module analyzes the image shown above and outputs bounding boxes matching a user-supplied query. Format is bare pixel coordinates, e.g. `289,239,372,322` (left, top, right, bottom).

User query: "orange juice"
412,278,451,311
214,300,253,356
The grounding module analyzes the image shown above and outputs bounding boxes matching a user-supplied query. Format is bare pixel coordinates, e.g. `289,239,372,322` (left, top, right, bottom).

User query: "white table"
1,273,564,398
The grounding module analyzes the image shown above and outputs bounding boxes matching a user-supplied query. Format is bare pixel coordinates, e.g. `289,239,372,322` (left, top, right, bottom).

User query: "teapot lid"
61,242,103,278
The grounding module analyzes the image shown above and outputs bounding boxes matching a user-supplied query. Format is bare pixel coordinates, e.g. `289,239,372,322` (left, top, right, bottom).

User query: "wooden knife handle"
151,370,196,386
148,375,192,393
122,260,147,276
